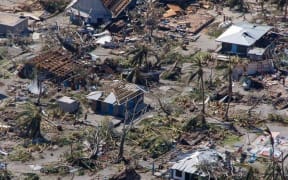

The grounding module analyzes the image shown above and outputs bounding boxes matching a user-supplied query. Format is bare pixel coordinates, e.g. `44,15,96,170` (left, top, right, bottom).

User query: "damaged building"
216,22,277,60
216,22,278,77
0,12,28,36
170,149,229,180
19,50,85,88
66,0,136,25
86,81,147,118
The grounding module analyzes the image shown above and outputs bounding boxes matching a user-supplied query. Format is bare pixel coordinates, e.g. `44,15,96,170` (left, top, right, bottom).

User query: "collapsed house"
170,149,228,180
0,12,28,36
86,81,147,118
20,50,84,88
66,0,136,24
159,9,214,35
216,22,276,60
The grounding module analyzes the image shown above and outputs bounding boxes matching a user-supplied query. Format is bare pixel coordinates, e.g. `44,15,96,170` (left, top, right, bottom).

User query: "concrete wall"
58,101,79,113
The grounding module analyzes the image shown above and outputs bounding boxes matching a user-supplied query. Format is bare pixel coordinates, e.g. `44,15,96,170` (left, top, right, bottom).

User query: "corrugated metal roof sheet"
104,92,117,104
57,96,76,104
216,22,272,46
86,91,103,101
171,150,224,176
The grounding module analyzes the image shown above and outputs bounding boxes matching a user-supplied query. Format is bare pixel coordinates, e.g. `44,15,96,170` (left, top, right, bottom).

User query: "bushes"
39,0,70,13
8,147,33,162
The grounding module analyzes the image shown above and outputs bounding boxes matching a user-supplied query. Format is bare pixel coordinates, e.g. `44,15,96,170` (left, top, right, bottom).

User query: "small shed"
0,12,28,36
57,96,79,113
86,81,146,118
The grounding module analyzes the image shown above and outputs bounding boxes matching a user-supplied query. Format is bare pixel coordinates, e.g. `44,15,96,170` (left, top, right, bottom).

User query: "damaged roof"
30,50,80,77
67,0,132,18
102,0,132,17
171,149,224,176
216,22,272,46
57,96,77,104
86,81,144,105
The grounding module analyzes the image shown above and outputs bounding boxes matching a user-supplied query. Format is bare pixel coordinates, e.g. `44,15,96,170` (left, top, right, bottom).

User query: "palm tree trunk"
225,70,232,121
37,79,42,106
200,75,205,115
117,101,129,163
89,129,100,160
285,0,288,21
117,126,127,162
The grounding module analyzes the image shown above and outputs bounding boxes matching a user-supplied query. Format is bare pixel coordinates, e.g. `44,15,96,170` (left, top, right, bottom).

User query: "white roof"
0,12,27,26
57,96,76,104
171,150,224,176
86,91,103,101
216,22,272,46
65,0,77,9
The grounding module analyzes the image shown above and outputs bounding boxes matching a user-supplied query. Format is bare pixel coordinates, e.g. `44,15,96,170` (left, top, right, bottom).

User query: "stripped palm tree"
187,54,207,127
127,44,160,71
126,44,160,85
17,102,46,144
127,45,149,69
224,56,238,121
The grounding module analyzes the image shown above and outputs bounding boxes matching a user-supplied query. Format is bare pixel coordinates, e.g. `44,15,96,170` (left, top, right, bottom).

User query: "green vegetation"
207,23,226,38
267,114,288,124
222,134,240,145
39,0,70,13
23,173,39,180
0,170,12,180
40,165,70,175
128,116,180,158
8,147,33,162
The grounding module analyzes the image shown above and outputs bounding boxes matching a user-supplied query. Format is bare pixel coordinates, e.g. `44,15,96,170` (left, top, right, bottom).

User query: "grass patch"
222,134,241,145
8,147,33,162
23,173,39,180
267,114,288,124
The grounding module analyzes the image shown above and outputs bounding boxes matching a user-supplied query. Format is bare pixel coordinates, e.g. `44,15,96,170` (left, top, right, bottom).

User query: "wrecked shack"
170,149,227,180
86,81,146,118
20,50,84,88
0,12,28,36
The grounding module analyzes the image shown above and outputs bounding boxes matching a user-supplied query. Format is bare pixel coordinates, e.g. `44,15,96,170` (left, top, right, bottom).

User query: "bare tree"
224,56,236,121
117,97,145,163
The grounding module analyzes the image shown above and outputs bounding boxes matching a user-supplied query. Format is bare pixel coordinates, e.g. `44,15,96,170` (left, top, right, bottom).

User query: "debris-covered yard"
1,0,288,179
